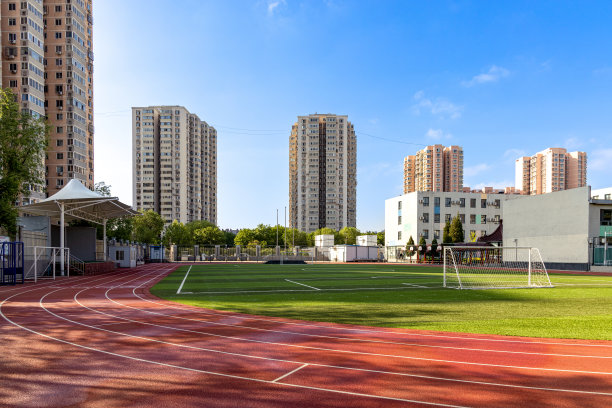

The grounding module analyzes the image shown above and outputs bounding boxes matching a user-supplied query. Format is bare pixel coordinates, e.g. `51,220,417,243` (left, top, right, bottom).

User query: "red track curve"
1,264,611,407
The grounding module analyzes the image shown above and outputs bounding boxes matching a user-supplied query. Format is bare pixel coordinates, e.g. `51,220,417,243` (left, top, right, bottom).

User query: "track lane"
2,264,612,407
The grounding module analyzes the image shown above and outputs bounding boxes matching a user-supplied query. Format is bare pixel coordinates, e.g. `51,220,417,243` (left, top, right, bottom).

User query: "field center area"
152,263,612,340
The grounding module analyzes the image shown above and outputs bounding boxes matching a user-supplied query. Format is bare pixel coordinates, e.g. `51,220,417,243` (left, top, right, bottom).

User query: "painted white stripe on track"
272,364,309,383
284,279,320,290
176,265,193,295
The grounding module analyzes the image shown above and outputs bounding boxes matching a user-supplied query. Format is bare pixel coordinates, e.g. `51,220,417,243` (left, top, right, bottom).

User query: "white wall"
503,187,590,263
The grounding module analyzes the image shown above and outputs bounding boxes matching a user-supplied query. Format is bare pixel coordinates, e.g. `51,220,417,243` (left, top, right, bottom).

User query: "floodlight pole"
284,206,287,253
276,209,279,247
103,218,107,261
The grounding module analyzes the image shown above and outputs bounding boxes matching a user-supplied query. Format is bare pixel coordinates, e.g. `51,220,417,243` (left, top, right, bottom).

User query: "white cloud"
413,91,462,119
425,128,452,140
564,137,583,150
503,148,527,160
267,0,286,15
464,163,492,178
462,65,510,87
590,148,612,171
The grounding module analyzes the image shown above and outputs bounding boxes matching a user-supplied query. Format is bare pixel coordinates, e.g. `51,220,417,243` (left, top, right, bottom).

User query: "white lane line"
22,279,612,398
272,364,309,383
285,279,320,291
402,283,430,289
176,265,193,295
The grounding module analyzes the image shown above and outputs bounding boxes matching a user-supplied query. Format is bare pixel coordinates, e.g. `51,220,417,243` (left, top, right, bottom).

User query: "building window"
481,199,487,208
55,32,62,39
470,214,476,224
116,250,125,261
398,201,402,210
434,213,440,223
9,3,16,11
8,18,16,26
445,214,452,222
459,214,465,224
397,231,402,241
422,197,429,206
434,230,440,239
434,197,440,207
56,153,63,159
601,210,612,226
398,216,402,225
445,197,451,207
470,198,476,208
423,213,429,223
481,215,487,224
460,198,465,208
423,229,429,239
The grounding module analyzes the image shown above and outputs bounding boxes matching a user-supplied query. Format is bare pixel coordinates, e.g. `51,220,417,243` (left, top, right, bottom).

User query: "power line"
357,131,428,147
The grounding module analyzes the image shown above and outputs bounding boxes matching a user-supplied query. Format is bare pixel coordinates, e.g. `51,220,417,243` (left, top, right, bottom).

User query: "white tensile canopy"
20,179,138,273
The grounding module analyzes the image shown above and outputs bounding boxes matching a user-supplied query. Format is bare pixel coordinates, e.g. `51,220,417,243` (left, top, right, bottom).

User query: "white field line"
189,286,441,295
283,279,318,290
30,279,612,396
176,265,193,295
131,271,612,350
94,275,612,366
272,364,309,383
402,283,431,288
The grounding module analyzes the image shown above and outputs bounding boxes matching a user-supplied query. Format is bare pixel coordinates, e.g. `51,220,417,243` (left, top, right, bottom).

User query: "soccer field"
150,264,612,340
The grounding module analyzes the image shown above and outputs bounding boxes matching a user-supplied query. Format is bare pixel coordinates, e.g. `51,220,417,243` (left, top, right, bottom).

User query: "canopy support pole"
60,202,65,276
103,219,107,261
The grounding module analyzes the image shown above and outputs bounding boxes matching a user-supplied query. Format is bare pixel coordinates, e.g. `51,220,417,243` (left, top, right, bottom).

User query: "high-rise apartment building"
515,148,587,195
289,113,356,232
403,145,463,193
132,106,217,225
0,0,94,202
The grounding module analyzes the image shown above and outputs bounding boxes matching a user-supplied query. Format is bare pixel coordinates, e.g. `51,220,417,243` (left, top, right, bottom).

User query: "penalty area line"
285,279,320,290
176,265,193,295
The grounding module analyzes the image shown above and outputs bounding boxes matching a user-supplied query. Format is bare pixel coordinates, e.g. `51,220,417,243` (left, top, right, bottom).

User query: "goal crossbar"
443,246,553,289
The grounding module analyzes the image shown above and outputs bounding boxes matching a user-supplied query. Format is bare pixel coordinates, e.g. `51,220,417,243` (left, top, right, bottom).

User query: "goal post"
443,246,553,289
24,246,70,282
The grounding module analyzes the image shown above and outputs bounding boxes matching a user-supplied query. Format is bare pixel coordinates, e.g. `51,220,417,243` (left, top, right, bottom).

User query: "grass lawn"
150,263,612,340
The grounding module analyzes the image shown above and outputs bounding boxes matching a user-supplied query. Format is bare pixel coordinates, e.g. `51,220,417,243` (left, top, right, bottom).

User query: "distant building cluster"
515,148,587,195
403,145,463,193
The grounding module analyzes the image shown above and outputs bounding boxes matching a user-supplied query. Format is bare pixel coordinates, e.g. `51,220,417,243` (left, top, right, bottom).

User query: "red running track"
1,264,611,407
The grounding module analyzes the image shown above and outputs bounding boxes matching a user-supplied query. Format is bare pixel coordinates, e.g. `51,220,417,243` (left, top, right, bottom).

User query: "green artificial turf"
150,264,612,340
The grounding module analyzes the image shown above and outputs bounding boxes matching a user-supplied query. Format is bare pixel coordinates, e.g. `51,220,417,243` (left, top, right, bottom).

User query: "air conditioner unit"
9,39,16,44
58,91,63,95
58,106,63,110
57,51,62,55
419,216,425,221
419,200,424,204
11,69,17,74
7,55,15,59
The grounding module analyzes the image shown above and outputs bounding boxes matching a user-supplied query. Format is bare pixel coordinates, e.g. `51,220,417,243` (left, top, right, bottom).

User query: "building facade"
503,186,611,271
385,191,506,247
515,148,587,195
289,113,357,232
1,0,94,201
132,106,217,225
403,145,463,194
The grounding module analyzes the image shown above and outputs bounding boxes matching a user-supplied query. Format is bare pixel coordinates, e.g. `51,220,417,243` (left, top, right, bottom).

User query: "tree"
222,230,236,246
418,236,427,262
185,220,215,238
0,89,49,238
193,226,225,246
162,220,192,247
377,231,385,246
406,235,415,257
430,237,439,259
443,220,452,244
234,228,256,246
94,181,112,197
339,227,360,245
107,217,133,241
450,215,465,243
132,210,164,245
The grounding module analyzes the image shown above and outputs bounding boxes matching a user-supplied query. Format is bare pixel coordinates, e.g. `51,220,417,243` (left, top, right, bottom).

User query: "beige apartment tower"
1,0,94,201
515,148,587,195
289,113,357,233
403,145,463,193
132,106,217,225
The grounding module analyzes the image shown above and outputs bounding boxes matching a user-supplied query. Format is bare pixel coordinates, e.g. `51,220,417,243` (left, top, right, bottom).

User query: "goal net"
443,246,552,289
24,246,70,282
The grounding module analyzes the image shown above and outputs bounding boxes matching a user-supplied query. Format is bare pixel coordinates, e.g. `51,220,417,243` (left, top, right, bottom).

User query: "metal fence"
593,244,612,266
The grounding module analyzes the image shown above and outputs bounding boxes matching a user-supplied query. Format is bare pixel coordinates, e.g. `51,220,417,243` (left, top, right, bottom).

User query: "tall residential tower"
515,148,587,195
403,145,463,193
1,0,95,201
132,106,217,225
289,113,357,232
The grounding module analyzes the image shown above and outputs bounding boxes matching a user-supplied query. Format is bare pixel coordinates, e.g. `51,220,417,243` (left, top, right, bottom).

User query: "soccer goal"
443,246,553,289
24,246,70,282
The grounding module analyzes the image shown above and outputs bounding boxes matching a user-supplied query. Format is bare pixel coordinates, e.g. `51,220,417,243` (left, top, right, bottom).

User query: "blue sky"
93,0,612,231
